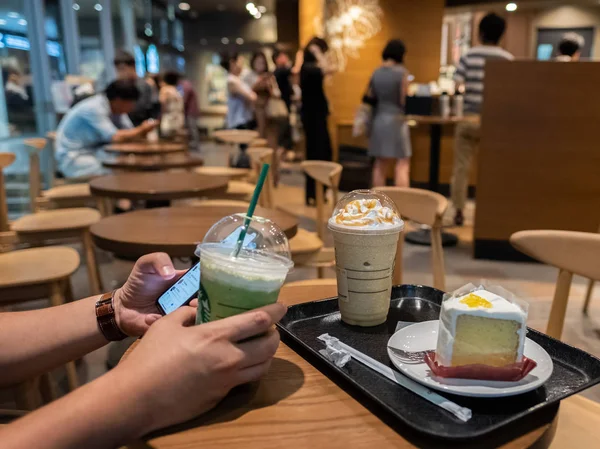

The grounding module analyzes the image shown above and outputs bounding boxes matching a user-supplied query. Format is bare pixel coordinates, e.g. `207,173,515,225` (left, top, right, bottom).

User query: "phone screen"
156,263,200,315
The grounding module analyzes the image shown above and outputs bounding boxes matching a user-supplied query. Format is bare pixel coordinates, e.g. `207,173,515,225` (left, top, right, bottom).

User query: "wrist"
96,290,128,341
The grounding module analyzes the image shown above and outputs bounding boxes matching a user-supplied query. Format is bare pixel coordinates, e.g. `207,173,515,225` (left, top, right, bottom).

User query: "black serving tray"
277,285,600,440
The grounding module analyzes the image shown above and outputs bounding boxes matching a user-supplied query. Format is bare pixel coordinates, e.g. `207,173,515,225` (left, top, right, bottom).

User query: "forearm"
112,126,146,142
0,296,108,386
0,368,148,449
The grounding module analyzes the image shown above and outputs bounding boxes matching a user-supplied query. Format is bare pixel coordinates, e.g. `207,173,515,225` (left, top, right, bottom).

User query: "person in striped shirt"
451,13,514,226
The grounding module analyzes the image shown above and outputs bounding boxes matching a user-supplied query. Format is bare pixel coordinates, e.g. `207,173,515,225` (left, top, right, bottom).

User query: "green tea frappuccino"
195,214,294,325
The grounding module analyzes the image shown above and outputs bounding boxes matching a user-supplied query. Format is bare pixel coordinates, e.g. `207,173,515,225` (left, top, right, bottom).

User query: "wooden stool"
0,246,81,409
0,153,102,295
288,161,342,278
376,187,448,291
510,230,600,339
24,138,95,212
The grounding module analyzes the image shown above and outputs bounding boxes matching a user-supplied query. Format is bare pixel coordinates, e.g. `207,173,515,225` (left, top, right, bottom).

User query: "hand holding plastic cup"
195,214,293,324
328,190,404,327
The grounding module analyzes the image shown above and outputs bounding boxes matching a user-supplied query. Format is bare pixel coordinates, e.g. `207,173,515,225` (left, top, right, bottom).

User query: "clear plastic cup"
328,190,404,326
195,214,294,324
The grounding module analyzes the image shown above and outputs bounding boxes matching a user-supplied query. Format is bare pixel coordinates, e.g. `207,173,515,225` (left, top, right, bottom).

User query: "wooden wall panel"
475,61,600,247
299,0,445,123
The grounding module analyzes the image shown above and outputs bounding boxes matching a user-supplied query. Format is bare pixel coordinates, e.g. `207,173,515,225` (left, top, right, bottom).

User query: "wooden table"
122,284,600,448
101,154,204,171
89,172,229,201
194,166,251,180
212,129,260,145
103,142,187,155
90,205,298,258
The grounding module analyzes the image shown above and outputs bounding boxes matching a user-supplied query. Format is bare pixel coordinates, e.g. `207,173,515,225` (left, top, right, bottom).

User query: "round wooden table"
90,205,298,258
119,283,600,449
102,154,204,171
103,142,187,155
212,129,259,145
89,172,229,201
194,166,251,180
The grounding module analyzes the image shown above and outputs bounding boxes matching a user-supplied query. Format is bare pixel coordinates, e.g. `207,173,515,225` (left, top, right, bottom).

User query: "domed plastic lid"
196,214,293,275
329,189,403,234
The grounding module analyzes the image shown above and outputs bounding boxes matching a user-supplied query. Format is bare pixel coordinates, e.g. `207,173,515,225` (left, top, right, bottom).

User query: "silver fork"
387,346,432,364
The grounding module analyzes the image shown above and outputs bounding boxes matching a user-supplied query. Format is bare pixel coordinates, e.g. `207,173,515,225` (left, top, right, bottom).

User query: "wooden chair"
0,246,81,409
582,224,600,314
376,187,448,291
510,230,600,340
0,152,102,295
24,138,94,212
180,199,250,208
246,148,275,208
289,161,342,278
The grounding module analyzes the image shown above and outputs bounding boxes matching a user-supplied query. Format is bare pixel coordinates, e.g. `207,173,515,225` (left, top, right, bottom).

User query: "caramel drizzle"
334,199,399,226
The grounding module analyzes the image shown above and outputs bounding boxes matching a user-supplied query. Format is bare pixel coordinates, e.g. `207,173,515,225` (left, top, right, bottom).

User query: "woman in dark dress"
300,37,334,205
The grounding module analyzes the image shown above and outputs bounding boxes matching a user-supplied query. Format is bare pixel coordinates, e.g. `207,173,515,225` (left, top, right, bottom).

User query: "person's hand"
113,253,187,337
113,303,287,434
140,119,159,133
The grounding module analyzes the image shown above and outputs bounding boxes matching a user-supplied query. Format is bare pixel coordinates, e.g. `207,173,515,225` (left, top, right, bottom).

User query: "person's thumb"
135,252,176,279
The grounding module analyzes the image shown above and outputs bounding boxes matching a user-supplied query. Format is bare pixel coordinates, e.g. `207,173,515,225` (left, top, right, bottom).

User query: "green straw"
233,163,270,257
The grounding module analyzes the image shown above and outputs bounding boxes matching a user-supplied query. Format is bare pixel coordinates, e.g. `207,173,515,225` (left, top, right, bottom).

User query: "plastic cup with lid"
195,214,294,324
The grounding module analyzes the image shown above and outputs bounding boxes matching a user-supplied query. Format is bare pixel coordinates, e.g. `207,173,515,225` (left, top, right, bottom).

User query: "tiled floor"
2,141,599,408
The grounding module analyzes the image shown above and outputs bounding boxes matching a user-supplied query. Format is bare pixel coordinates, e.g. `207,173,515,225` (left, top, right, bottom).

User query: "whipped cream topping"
331,199,402,229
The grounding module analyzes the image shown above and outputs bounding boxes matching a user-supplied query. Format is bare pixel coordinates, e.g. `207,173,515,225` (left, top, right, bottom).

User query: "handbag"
353,78,376,137
266,77,289,120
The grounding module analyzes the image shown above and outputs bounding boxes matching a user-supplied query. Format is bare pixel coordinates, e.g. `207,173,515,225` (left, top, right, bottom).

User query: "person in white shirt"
158,71,185,138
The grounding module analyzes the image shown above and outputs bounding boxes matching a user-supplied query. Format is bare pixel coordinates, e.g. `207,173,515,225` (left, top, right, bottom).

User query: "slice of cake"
436,289,527,367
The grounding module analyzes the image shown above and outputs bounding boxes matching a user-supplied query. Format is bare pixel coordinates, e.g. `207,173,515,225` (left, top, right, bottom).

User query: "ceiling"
181,0,275,14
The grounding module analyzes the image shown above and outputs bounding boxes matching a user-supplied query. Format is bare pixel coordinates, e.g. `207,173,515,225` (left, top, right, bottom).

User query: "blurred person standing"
3,67,34,133
556,33,584,61
451,13,513,226
368,39,411,188
273,49,303,159
55,80,157,179
243,53,278,144
179,76,201,150
300,37,335,205
221,52,257,168
114,50,155,126
159,71,185,139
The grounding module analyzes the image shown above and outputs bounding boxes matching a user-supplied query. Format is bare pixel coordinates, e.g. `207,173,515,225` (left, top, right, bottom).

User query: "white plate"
387,320,553,398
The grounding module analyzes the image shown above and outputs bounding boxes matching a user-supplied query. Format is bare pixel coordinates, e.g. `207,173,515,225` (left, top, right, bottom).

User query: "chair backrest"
301,161,343,239
0,153,16,232
375,187,447,227
247,148,274,208
188,199,250,208
511,230,600,339
375,187,448,291
24,139,47,212
511,230,600,282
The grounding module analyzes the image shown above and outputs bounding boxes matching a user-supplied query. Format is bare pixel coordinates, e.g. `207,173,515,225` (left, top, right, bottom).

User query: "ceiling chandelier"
314,0,383,72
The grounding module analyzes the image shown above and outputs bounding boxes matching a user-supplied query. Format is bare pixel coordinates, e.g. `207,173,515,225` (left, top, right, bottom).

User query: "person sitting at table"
55,80,158,179
114,50,156,126
450,13,513,226
556,32,584,62
0,252,285,448
158,71,185,139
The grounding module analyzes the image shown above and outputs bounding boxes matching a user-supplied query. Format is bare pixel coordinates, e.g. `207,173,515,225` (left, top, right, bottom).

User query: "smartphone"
156,262,200,315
